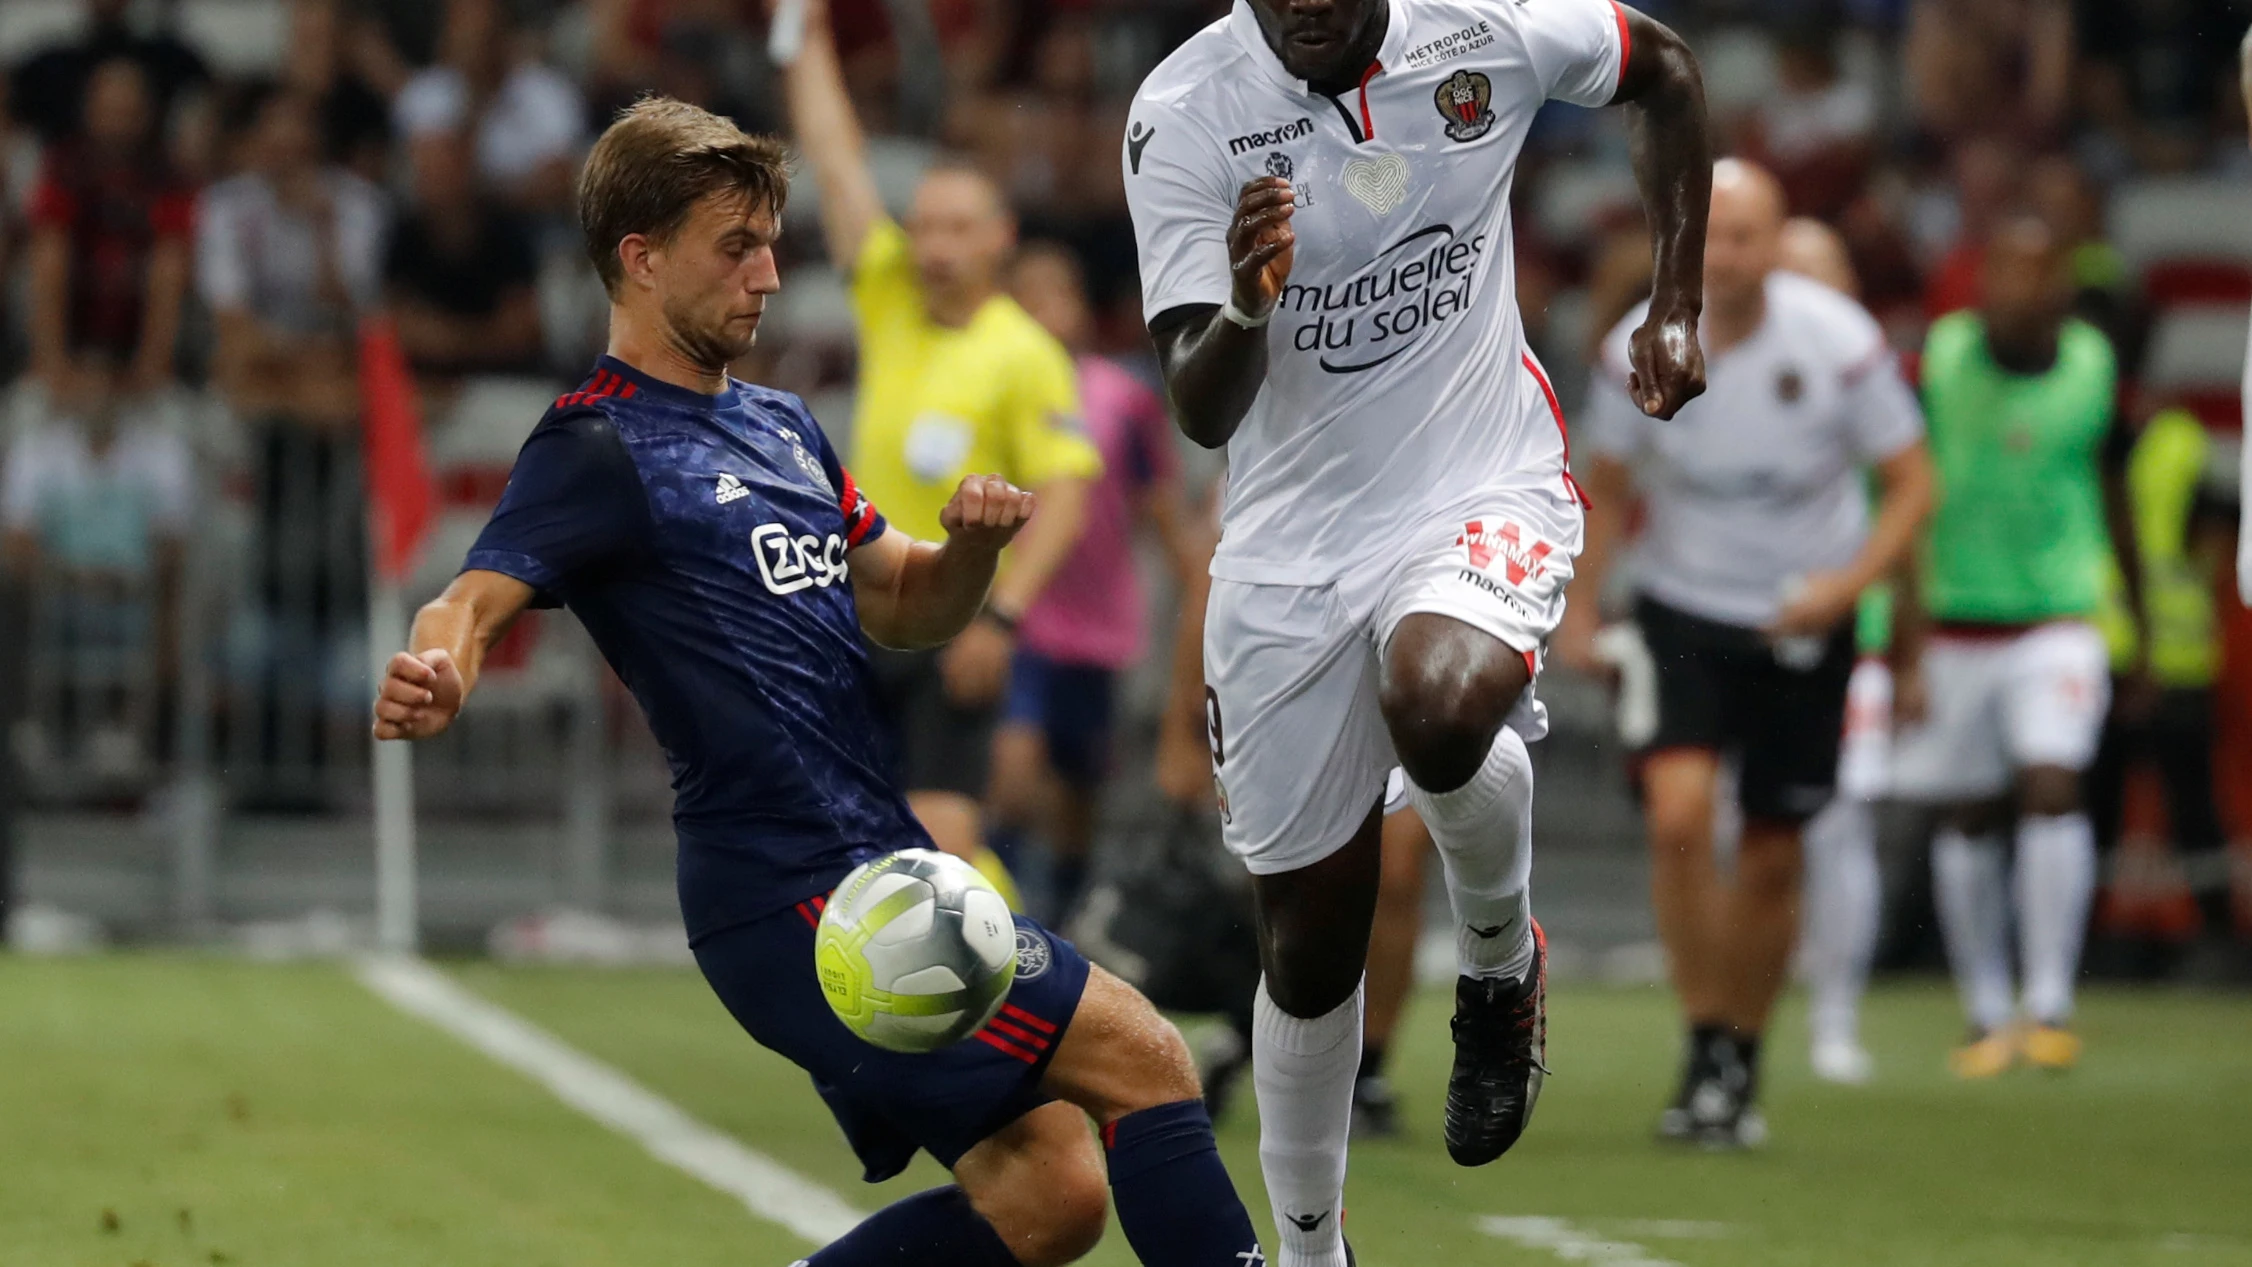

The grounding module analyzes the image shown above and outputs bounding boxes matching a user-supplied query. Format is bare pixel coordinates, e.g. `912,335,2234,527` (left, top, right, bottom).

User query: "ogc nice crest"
1435,69,1495,142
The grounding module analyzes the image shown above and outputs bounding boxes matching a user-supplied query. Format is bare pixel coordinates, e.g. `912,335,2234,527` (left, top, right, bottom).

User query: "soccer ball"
815,849,1018,1053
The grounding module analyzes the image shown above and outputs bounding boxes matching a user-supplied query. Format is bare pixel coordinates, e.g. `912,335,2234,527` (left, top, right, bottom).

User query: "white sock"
1405,726,1536,982
2015,813,2096,1025
1804,796,1880,1049
1931,828,2013,1033
1252,979,1361,1267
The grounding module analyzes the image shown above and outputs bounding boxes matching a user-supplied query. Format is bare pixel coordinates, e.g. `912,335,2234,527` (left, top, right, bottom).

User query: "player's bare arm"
1772,441,1937,637
850,473,1036,650
1553,452,1636,676
1611,7,1711,420
1888,548,1930,726
371,569,535,740
1146,176,1297,449
2102,446,2155,711
774,0,883,268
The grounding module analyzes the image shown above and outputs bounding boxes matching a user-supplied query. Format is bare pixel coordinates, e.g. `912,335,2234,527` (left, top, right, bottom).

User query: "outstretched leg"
802,1108,1106,1267
1042,966,1266,1267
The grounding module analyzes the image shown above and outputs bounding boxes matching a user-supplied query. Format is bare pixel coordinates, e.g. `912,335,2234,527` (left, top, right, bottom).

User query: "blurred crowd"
0,0,2247,970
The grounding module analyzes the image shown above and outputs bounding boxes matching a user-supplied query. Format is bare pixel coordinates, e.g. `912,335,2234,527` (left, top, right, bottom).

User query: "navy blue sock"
801,1186,1018,1267
1104,1100,1264,1267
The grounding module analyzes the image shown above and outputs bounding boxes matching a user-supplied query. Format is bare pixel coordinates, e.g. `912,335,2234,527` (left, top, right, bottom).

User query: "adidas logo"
714,473,749,504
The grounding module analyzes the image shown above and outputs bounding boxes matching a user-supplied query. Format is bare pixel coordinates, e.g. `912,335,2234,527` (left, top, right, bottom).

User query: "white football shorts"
1889,621,2110,803
1834,657,1894,803
1203,484,1581,874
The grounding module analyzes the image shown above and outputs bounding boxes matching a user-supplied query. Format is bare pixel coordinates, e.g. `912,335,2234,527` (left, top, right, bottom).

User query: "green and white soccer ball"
815,849,1018,1053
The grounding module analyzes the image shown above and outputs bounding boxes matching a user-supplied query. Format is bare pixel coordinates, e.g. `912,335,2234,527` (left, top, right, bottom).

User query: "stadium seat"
784,135,937,235
2109,177,2252,275
0,0,81,62
804,387,858,453
1533,159,1640,246
2143,260,2252,310
409,378,558,601
0,0,290,73
2166,388,2243,433
2140,306,2249,393
174,0,287,73
767,265,857,349
428,377,562,468
1694,26,1781,114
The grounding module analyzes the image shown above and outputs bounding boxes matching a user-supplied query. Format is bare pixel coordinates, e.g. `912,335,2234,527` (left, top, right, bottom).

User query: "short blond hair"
578,97,792,299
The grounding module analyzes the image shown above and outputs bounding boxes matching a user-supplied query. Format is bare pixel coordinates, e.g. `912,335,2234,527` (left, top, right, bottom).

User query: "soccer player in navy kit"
372,98,1262,1267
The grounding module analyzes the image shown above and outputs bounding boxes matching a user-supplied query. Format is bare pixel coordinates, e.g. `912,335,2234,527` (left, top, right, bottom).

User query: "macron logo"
715,473,749,505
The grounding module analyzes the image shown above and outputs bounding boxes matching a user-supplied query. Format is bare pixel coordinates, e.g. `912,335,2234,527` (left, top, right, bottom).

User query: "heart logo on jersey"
1341,153,1410,215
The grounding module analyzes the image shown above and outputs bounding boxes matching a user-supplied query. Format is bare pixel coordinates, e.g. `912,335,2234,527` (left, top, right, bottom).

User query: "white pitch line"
1607,1219,1737,1241
355,955,865,1247
1476,1215,1686,1266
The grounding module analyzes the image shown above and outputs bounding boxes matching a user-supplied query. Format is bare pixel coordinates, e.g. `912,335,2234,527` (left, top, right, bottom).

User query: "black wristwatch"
979,602,1021,635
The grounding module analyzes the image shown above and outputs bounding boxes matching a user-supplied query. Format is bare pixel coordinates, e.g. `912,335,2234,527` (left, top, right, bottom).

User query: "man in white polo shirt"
1125,2,1711,1262
1559,160,1933,1148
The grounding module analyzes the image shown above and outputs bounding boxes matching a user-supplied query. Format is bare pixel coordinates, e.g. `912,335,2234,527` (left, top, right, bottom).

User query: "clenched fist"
939,474,1037,552
372,649,466,741
1627,303,1707,420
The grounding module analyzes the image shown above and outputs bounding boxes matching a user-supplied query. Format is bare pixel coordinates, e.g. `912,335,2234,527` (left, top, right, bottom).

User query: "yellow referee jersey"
847,220,1101,541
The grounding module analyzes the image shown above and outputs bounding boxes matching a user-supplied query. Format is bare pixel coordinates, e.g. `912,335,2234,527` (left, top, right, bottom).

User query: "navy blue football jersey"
464,356,925,940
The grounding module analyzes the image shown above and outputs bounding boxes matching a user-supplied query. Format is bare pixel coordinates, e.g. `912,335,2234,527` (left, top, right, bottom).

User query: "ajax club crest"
1434,69,1495,142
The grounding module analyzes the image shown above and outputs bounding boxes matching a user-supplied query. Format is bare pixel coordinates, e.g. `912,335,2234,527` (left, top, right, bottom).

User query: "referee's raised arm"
775,0,882,268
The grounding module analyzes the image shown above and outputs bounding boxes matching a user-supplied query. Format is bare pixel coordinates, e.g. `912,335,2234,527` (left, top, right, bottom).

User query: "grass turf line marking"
1607,1219,1736,1241
355,955,865,1246
1477,1215,1685,1266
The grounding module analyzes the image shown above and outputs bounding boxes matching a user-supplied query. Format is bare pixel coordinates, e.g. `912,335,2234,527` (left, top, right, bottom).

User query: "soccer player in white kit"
1123,3,1710,1262
1776,216,1893,1089
1561,162,1933,1147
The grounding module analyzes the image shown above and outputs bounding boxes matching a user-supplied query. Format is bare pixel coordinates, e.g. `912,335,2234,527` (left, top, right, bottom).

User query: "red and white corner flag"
359,316,434,954
359,316,435,583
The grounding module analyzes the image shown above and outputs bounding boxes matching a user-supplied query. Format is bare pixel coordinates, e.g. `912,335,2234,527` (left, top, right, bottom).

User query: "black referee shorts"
1634,595,1855,824
865,641,997,799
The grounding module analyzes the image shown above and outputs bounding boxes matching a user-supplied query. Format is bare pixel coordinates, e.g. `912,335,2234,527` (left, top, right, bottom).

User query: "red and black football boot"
1443,918,1548,1166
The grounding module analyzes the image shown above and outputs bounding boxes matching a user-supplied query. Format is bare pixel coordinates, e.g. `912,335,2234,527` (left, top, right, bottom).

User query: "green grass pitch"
3,956,2247,1266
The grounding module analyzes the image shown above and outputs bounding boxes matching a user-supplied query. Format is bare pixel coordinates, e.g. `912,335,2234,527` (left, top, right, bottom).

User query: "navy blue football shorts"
1003,650,1118,790
692,889,1092,1183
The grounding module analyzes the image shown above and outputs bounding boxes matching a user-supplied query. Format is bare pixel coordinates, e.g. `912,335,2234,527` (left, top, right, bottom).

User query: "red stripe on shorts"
987,1017,1050,1050
973,1029,1040,1064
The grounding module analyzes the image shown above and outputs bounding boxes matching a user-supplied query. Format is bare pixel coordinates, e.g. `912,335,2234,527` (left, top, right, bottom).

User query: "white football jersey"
1584,270,1925,628
1124,0,1628,585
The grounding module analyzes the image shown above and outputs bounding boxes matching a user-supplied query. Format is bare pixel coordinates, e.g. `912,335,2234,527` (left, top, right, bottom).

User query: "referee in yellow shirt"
783,0,1099,877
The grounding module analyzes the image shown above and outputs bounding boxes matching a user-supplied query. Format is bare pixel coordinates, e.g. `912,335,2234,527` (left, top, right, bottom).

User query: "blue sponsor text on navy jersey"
463,356,923,940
